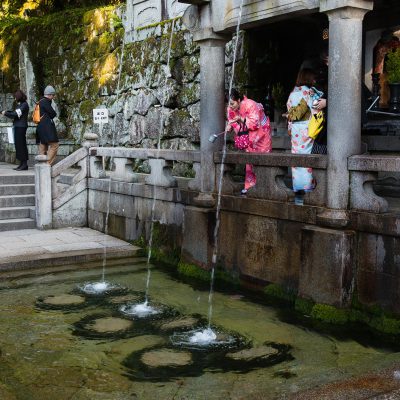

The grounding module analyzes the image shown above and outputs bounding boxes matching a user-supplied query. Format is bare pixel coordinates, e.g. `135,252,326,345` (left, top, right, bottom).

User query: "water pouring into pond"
179,0,246,347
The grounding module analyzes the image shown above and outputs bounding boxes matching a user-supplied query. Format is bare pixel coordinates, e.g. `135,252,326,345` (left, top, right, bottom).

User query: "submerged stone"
109,294,142,304
141,349,192,367
226,345,279,361
160,316,199,331
43,294,85,306
86,317,133,333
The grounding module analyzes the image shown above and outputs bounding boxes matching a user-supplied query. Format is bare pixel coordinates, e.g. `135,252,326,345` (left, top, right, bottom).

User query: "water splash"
170,327,237,350
78,281,121,295
120,301,160,318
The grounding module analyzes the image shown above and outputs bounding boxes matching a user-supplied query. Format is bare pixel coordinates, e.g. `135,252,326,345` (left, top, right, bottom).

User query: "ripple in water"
120,302,160,318
170,327,238,350
78,281,122,295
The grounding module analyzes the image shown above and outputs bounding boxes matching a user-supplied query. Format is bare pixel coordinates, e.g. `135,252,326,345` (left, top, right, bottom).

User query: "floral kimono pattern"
287,86,322,192
228,96,272,190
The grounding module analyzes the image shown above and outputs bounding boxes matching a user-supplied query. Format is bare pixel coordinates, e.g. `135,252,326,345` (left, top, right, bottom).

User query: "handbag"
234,119,250,150
308,111,325,140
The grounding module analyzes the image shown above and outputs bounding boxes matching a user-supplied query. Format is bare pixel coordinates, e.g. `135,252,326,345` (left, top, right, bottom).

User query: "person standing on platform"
36,85,59,165
226,89,272,195
1,89,29,170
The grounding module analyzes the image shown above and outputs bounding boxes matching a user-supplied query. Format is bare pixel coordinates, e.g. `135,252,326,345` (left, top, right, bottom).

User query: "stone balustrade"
89,147,201,186
216,152,328,206
347,154,400,213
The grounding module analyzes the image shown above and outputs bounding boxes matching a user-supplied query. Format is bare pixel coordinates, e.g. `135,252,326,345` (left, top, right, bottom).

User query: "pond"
0,259,399,399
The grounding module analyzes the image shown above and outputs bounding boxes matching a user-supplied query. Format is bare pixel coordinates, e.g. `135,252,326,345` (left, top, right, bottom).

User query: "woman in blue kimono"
287,69,323,204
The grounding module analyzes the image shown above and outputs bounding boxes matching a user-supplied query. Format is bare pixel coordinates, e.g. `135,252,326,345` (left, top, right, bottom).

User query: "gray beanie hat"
44,85,56,95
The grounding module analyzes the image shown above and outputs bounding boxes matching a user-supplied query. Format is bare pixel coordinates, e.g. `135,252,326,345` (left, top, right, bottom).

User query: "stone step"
0,184,35,196
0,174,34,185
0,195,35,207
0,218,36,231
0,207,34,220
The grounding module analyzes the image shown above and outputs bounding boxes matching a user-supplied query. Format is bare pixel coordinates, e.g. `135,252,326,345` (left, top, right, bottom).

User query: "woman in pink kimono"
226,89,272,194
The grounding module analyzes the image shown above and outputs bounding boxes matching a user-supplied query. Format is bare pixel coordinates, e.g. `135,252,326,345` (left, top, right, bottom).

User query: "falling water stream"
182,0,246,346
79,31,128,295
118,19,177,316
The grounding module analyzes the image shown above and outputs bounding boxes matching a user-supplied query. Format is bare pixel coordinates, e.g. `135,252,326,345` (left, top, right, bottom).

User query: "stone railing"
35,133,98,229
89,147,201,188
348,154,400,213
215,152,328,206
36,139,400,230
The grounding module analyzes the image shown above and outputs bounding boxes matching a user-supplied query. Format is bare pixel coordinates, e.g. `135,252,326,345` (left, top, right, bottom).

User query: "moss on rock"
310,304,349,325
263,283,296,303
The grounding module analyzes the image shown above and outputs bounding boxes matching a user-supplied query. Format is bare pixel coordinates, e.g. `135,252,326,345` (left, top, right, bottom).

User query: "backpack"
32,100,43,124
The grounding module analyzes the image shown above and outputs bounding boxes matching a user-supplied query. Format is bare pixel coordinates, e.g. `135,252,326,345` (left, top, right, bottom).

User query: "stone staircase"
0,165,35,231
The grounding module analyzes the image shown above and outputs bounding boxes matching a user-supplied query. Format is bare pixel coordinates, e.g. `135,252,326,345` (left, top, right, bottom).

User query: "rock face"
0,5,247,154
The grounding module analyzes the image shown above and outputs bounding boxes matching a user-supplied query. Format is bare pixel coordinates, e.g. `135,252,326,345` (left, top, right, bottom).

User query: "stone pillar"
318,0,373,226
35,155,52,229
198,38,225,196
185,4,226,206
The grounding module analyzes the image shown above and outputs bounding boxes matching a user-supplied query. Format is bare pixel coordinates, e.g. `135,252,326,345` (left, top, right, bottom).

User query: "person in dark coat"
1,89,29,170
36,85,59,165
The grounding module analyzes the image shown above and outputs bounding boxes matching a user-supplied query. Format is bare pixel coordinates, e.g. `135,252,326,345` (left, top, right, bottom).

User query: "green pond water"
0,259,399,400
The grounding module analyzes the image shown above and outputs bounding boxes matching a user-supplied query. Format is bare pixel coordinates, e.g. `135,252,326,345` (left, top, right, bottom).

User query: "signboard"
93,108,109,124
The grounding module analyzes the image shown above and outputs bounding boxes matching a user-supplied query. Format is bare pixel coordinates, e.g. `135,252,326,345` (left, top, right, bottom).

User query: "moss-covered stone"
294,298,314,315
177,262,211,282
264,283,296,303
310,304,349,325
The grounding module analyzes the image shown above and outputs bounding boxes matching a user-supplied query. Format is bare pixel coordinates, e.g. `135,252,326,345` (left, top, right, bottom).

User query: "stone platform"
0,227,140,272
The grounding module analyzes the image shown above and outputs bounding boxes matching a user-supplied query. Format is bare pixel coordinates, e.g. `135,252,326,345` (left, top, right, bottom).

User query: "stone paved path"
0,227,139,271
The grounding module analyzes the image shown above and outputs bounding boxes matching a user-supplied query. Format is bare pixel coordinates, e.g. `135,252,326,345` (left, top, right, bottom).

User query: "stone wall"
86,174,400,316
0,5,249,159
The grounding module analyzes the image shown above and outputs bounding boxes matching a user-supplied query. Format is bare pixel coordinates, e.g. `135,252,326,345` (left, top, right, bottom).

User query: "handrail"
216,151,328,169
51,147,87,178
91,147,201,163
348,154,400,172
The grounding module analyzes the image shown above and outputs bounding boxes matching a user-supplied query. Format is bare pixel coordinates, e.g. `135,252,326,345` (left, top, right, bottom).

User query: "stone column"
197,38,226,203
35,155,52,229
184,3,226,206
318,0,373,227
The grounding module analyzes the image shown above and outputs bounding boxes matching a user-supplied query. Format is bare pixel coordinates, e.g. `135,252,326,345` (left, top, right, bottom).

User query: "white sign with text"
93,108,109,124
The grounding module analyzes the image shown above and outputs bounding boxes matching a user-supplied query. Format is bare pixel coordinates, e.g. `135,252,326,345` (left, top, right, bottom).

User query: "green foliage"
310,304,349,325
386,49,400,84
263,283,296,303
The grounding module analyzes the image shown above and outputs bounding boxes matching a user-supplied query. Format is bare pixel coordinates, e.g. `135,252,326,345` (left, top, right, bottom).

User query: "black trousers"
14,126,29,162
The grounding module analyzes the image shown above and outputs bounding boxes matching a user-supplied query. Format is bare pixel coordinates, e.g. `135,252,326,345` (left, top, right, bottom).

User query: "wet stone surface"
86,317,133,333
226,344,279,361
141,348,193,367
42,294,85,306
159,316,200,331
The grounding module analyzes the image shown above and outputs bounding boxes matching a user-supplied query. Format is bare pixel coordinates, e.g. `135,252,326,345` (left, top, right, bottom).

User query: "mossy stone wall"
0,6,249,152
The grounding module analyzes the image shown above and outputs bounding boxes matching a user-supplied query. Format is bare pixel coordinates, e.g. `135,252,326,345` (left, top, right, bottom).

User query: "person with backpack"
1,89,29,170
35,85,59,165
